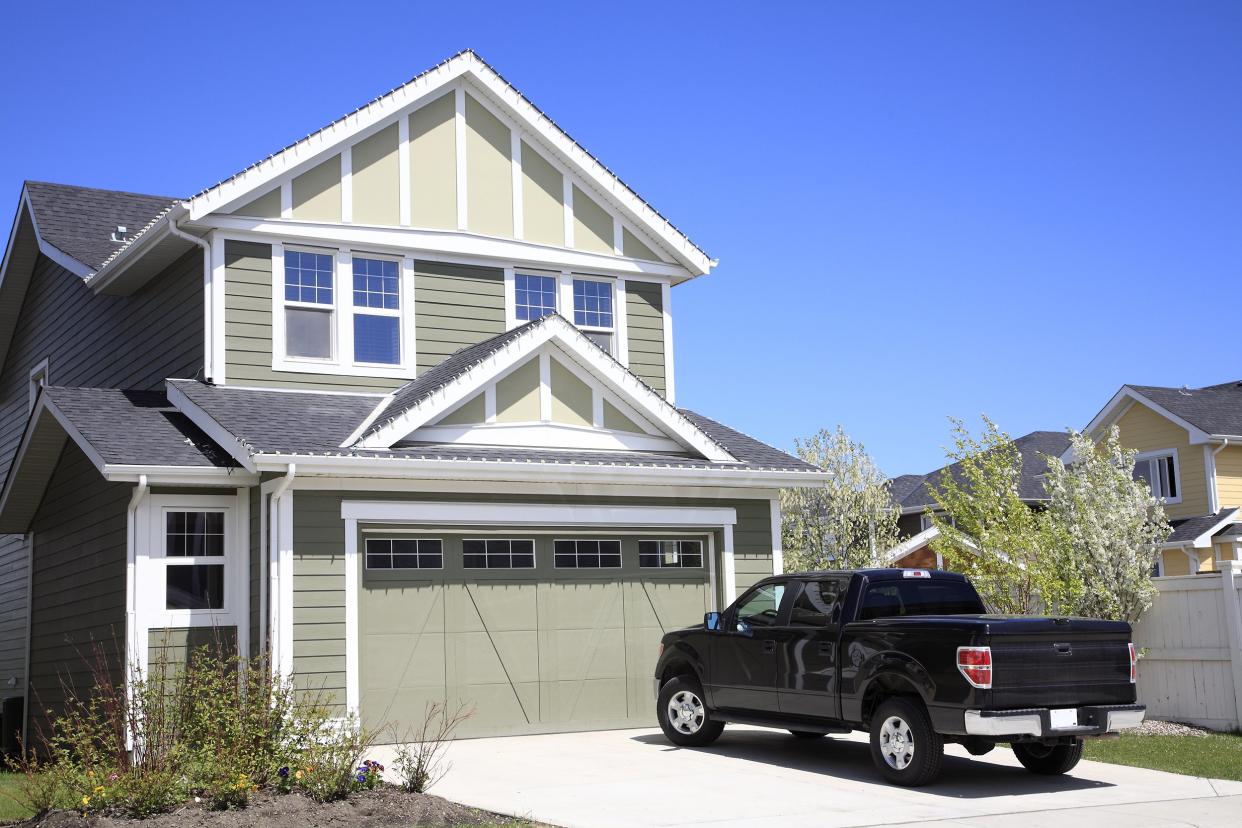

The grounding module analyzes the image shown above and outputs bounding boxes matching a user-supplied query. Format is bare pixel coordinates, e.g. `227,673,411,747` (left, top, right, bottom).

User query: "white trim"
661,281,675,404
1134,448,1183,505
401,256,417,369
557,271,573,327
722,523,736,601
27,357,48,413
770,495,783,575
19,188,95,278
510,128,524,240
707,532,718,612
344,516,359,716
280,182,292,219
1068,387,1214,462
165,381,258,472
292,477,780,499
1190,508,1239,549
397,115,411,226
562,175,574,249
484,385,497,423
612,217,623,257
411,422,686,453
340,499,737,528
340,147,353,224
614,279,629,368
538,351,552,421
202,219,690,281
503,267,518,328
209,233,227,384
1207,444,1221,515
454,85,468,231
884,526,941,564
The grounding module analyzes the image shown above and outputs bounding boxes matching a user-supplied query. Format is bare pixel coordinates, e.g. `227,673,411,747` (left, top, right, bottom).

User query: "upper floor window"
573,278,614,352
515,273,557,321
352,256,401,365
283,250,334,360
1134,451,1179,502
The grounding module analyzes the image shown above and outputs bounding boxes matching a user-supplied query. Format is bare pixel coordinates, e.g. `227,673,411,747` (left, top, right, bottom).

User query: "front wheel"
657,676,724,747
869,697,944,786
1012,739,1084,775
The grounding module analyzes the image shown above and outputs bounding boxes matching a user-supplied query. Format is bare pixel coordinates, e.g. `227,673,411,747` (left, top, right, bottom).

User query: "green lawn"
1084,732,1242,781
0,772,35,823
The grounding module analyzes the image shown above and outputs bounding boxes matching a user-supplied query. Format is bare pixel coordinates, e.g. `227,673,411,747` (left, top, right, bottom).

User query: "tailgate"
986,618,1134,708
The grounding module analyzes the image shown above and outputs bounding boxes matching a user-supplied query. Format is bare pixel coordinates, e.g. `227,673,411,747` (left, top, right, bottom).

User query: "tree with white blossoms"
1042,426,1170,624
780,426,900,571
929,418,1170,621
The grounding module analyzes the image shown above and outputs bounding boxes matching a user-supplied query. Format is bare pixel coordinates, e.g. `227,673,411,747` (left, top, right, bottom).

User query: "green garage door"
359,531,710,738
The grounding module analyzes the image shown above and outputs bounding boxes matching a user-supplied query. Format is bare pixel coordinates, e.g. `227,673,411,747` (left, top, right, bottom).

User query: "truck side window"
858,580,986,620
788,580,843,627
734,583,786,630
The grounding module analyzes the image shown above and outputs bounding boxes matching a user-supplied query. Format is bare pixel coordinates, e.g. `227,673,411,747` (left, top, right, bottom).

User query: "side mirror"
704,611,721,631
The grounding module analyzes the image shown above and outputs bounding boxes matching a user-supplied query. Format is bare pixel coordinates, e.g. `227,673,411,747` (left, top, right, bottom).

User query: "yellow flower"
294,770,303,780
93,785,105,794
81,796,90,806
86,770,95,779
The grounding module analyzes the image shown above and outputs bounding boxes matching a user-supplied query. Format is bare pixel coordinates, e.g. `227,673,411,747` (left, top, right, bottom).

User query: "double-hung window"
283,250,335,360
164,511,226,610
1134,451,1179,502
572,278,614,353
352,256,401,365
515,273,557,321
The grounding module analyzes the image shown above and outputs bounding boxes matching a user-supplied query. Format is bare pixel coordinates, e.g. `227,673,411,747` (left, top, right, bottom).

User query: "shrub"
293,717,378,803
391,701,472,793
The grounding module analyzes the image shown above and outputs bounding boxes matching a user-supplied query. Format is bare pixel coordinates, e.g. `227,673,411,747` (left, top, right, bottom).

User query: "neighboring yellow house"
1072,381,1242,576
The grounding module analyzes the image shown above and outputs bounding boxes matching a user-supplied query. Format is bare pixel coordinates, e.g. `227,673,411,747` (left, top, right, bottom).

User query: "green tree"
780,426,900,570
1043,426,1170,623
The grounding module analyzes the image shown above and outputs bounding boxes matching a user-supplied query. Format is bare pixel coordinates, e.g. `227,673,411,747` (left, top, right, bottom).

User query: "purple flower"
278,767,289,778
356,773,367,783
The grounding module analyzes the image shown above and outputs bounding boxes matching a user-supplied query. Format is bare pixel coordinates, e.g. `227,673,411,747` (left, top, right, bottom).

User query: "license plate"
1049,708,1078,730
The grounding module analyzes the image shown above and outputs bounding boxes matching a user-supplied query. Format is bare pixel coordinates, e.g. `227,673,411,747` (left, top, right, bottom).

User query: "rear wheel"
1012,739,1084,775
789,730,827,739
868,697,944,786
657,676,724,747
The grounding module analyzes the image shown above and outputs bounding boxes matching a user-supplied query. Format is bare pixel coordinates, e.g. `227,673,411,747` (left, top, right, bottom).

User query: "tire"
789,730,827,739
657,676,724,747
869,697,944,786
1012,739,1084,775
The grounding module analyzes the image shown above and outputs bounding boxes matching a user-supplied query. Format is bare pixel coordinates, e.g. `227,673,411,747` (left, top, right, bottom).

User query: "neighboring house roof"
23,181,179,273
892,430,1071,513
1165,507,1240,549
884,526,940,564
165,378,822,476
1126,382,1242,437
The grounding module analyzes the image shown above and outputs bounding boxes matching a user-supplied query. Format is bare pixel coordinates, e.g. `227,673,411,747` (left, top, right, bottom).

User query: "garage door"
359,531,711,738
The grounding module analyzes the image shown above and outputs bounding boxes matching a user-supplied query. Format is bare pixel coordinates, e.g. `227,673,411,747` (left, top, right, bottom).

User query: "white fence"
1133,560,1242,731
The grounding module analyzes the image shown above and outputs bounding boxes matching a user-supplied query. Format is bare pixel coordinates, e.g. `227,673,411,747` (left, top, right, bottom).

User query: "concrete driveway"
376,725,1242,827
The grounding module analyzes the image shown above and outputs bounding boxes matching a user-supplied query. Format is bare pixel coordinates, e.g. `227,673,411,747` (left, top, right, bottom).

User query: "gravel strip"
1132,719,1216,737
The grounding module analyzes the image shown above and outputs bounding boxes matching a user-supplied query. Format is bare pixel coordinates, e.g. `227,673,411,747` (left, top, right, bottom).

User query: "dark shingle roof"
24,181,179,272
44,387,236,468
894,430,1071,512
1130,382,1242,437
1166,508,1239,544
887,474,926,504
169,379,820,474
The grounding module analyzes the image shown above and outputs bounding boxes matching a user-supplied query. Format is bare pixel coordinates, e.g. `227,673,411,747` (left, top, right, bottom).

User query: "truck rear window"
858,579,985,619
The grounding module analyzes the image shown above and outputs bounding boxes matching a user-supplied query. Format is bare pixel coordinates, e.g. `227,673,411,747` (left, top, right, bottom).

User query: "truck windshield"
858,579,986,619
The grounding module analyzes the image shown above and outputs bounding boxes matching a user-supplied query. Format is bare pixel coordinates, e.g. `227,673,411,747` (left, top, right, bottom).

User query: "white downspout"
1210,439,1231,515
124,474,148,749
166,218,214,382
267,465,296,671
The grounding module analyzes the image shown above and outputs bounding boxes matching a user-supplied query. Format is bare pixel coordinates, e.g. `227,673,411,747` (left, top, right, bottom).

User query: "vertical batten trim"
397,115,411,226
343,517,359,717
402,256,417,371
511,131,524,240
592,388,604,428
614,278,629,368
539,351,551,422
612,217,623,256
503,266,517,329
340,147,353,224
661,281,675,403
454,86,468,231
707,532,718,612
270,243,285,368
563,176,574,248
722,523,736,601
210,232,227,385
558,270,573,320
484,385,497,423
770,495,784,575
337,247,353,365
279,181,292,219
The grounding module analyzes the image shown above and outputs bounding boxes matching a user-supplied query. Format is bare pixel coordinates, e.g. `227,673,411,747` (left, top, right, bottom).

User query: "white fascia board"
165,381,259,473
252,452,827,488
358,314,736,462
883,526,940,563
341,499,737,527
180,52,712,276
196,217,691,281
1069,387,1213,462
1190,508,1240,549
101,466,260,485
85,207,187,293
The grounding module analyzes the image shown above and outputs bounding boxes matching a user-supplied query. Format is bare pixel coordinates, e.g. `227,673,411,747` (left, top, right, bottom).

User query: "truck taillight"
957,646,992,689
1128,642,1137,684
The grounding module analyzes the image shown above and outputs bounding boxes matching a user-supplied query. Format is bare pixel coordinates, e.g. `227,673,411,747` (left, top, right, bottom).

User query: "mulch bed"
15,787,530,828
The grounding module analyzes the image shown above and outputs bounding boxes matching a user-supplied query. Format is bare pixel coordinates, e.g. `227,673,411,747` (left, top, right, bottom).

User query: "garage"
358,530,713,737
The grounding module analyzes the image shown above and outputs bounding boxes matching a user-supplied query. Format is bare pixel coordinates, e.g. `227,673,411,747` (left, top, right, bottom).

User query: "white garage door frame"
339,500,738,718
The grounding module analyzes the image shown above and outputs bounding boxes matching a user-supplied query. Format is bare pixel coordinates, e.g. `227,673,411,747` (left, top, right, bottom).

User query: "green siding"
625,281,666,395
290,490,774,714
148,627,238,671
414,261,505,373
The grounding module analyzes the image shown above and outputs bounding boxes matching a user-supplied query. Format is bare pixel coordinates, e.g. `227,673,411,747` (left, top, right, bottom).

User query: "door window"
734,582,786,631
788,580,846,627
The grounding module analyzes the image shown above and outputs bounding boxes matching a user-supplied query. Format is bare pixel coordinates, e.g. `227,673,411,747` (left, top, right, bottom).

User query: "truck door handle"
762,640,776,654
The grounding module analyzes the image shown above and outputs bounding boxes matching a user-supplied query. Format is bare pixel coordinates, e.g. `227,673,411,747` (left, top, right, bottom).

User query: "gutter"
263,464,296,663
123,474,148,749
1209,439,1231,514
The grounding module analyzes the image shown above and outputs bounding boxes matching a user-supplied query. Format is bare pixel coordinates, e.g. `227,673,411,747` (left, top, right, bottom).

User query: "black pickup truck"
653,569,1144,786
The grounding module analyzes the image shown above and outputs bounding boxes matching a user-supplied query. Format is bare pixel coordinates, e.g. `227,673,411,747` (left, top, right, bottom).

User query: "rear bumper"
963,704,1145,738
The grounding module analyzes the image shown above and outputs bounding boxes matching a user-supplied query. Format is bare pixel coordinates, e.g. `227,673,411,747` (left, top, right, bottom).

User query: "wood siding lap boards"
624,281,666,395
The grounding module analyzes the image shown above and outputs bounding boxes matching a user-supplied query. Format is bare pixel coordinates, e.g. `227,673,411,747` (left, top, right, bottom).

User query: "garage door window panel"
463,539,536,569
639,540,703,569
365,538,443,570
554,539,622,569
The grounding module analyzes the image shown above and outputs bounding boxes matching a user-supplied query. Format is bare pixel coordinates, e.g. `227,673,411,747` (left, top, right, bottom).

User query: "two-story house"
0,51,825,742
1069,381,1242,577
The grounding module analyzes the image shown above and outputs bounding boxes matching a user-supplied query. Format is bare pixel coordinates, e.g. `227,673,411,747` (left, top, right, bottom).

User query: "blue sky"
2,1,1239,474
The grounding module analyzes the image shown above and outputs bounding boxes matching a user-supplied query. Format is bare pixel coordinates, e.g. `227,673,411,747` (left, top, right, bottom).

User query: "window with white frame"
554,539,622,568
283,249,335,360
572,277,614,353
352,256,401,365
163,511,226,610
1133,451,1179,502
463,539,535,569
365,538,442,570
639,540,702,569
515,273,557,321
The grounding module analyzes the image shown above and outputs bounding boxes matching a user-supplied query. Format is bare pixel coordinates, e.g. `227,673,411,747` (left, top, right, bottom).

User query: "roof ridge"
25,180,182,203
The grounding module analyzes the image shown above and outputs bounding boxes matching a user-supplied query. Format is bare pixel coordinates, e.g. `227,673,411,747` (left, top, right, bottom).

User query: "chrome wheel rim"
667,689,705,735
880,715,915,771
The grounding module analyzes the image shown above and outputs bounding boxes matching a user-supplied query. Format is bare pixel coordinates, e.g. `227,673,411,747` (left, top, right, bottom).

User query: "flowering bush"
356,759,384,790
